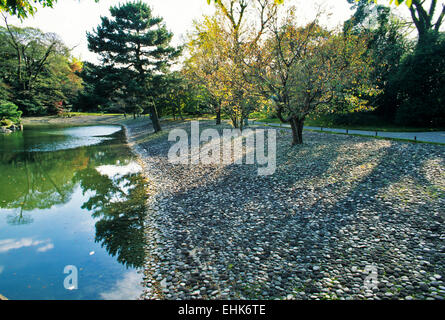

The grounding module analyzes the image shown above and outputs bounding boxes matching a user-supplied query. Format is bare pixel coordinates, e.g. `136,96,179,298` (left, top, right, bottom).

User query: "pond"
0,124,149,300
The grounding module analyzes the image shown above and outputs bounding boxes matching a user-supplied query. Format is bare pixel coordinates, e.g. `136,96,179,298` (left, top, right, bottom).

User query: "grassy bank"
249,111,445,132
22,112,444,134
22,114,129,126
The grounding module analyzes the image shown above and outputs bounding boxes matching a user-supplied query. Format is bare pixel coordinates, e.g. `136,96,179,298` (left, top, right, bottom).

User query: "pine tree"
87,1,180,132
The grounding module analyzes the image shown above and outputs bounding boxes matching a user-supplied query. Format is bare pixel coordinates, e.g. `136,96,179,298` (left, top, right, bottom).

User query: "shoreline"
121,121,165,299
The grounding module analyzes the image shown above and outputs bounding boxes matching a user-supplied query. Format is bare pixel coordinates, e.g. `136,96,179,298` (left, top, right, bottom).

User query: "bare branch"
435,4,445,31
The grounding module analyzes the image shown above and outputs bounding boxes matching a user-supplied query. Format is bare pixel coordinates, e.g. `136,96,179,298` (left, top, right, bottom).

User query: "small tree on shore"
202,0,279,130
250,11,374,145
184,15,226,125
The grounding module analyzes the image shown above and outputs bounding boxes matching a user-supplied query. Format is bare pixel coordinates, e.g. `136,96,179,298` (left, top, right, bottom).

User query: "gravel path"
125,119,445,300
251,121,445,144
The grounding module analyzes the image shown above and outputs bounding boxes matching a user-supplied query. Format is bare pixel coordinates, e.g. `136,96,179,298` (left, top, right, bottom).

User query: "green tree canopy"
0,21,83,115
87,1,180,131
379,0,445,45
0,100,22,125
0,0,99,19
0,0,57,19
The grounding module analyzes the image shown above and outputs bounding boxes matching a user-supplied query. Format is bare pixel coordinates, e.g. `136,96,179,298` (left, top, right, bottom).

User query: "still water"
0,125,148,299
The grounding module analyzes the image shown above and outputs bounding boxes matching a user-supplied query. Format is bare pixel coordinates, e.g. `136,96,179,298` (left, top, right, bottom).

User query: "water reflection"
0,125,148,299
100,270,144,300
76,163,148,269
0,238,54,253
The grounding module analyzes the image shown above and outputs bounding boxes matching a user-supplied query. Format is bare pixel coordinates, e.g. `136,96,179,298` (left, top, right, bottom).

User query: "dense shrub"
392,33,445,127
0,101,22,126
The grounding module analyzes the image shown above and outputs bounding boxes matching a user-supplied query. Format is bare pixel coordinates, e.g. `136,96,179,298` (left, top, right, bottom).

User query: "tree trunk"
297,118,304,143
290,117,304,145
216,109,221,125
231,115,238,128
150,105,162,132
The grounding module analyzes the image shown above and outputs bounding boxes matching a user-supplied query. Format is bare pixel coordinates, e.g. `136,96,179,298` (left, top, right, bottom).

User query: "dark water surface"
0,125,148,299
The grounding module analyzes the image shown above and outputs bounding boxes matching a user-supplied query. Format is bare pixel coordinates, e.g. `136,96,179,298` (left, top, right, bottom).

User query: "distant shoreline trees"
0,14,83,116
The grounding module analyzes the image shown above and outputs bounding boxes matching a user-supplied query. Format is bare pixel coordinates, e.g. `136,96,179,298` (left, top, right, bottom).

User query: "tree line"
183,0,444,143
0,12,83,127
1,0,444,144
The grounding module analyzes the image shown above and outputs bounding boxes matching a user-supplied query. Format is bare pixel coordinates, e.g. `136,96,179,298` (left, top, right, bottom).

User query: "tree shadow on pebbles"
129,120,445,300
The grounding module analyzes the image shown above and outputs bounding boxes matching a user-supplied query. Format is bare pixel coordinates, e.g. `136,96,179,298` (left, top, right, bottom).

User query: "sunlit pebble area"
124,120,445,300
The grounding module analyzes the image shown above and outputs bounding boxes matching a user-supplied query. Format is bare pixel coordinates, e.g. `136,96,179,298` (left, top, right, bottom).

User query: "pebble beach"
124,119,445,300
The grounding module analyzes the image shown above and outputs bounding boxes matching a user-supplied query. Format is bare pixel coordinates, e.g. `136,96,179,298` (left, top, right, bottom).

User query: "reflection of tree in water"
6,208,34,226
1,127,149,269
0,149,89,225
0,129,126,220
76,168,149,269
